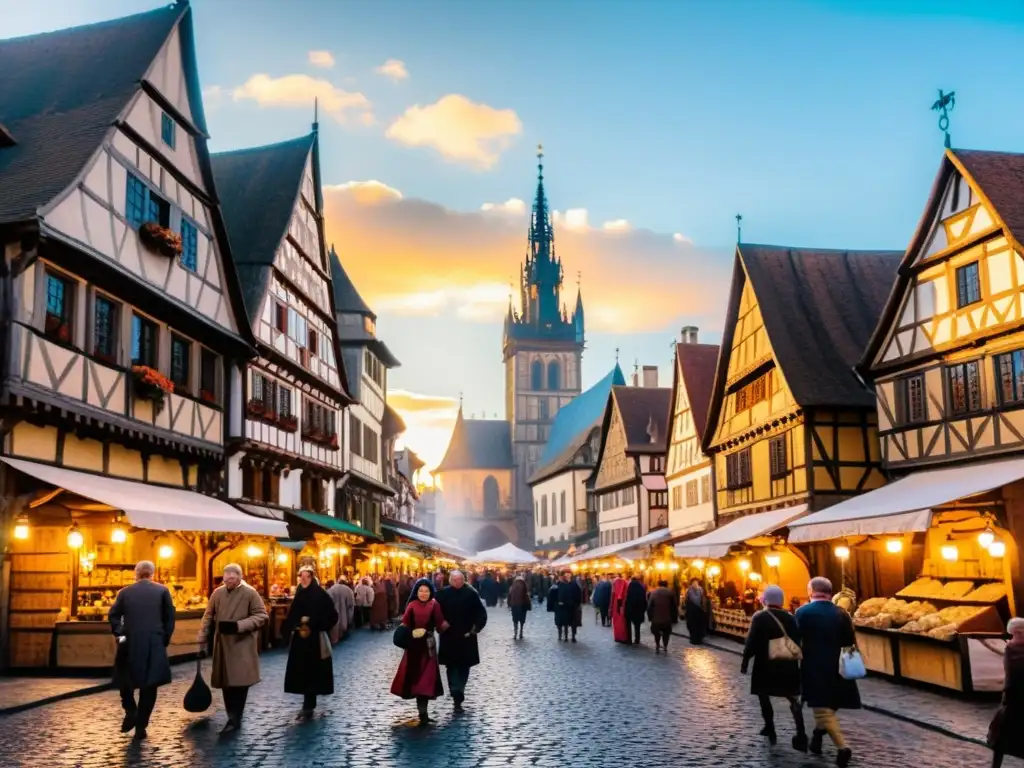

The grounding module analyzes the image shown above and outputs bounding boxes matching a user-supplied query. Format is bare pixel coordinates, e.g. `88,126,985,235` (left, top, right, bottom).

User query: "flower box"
138,222,182,258
277,414,298,432
246,398,265,417
44,313,71,344
131,365,174,415
93,348,118,366
199,389,217,405
328,433,339,450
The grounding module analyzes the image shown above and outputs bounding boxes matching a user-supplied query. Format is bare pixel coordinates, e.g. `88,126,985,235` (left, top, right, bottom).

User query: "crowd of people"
107,559,1024,768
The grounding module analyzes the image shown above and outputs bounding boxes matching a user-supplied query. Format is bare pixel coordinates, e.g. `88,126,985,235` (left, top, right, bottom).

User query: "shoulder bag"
765,609,803,662
838,612,867,679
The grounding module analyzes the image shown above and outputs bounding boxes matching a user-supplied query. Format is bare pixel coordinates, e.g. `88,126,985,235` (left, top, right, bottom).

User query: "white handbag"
838,647,866,679
765,610,803,662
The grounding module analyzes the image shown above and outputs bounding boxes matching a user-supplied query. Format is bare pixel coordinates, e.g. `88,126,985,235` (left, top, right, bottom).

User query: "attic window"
161,113,176,149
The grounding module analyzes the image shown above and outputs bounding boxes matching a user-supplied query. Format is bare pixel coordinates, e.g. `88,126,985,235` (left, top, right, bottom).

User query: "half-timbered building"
591,377,671,547
212,130,355,531
665,328,719,537
0,3,292,668
700,244,900,524
331,251,400,537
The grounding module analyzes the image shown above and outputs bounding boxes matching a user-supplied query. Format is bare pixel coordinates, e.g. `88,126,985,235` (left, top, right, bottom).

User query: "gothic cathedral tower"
503,146,585,545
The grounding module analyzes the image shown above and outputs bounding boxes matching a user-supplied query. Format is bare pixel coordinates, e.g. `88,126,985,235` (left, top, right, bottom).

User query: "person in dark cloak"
479,571,499,607
553,570,583,642
624,574,648,645
508,576,532,639
592,574,612,626
685,577,711,644
436,570,488,712
282,567,339,717
989,617,1024,767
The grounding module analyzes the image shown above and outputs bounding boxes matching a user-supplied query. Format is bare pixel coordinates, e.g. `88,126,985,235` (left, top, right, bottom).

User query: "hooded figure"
391,577,450,726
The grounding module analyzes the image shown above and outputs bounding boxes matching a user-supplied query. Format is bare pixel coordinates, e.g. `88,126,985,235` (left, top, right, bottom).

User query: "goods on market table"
963,583,1006,602
855,598,989,637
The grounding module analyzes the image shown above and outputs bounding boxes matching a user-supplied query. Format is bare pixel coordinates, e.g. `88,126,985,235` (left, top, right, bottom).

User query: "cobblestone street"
0,606,1015,768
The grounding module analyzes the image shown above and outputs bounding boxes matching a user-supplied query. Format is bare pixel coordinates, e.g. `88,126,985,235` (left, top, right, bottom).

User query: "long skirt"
369,593,388,627
989,704,1024,758
612,601,629,643
391,638,444,700
686,602,708,643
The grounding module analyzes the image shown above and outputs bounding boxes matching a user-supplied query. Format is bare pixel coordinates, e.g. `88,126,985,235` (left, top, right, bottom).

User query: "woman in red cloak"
390,578,450,726
611,574,630,643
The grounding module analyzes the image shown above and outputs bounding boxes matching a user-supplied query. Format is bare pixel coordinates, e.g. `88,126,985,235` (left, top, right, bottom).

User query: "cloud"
327,180,402,205
308,50,336,69
481,197,526,215
602,219,631,232
202,85,224,106
385,94,522,169
673,232,693,245
323,183,732,335
375,58,409,81
388,389,460,472
232,74,372,125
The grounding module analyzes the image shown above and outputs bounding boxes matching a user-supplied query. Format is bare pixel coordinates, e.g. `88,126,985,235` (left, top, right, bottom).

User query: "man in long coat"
553,570,583,642
108,560,175,740
198,563,269,732
436,570,488,712
327,577,356,643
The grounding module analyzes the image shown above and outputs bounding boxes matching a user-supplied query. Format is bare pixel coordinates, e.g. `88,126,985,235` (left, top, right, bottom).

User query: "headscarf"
761,585,785,608
407,577,436,606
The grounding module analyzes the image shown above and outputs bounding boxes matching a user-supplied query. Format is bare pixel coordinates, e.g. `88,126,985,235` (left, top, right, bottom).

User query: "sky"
5,0,1024,472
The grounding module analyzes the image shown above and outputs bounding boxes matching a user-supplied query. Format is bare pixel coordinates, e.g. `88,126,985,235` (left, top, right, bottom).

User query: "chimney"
680,326,699,344
642,365,658,388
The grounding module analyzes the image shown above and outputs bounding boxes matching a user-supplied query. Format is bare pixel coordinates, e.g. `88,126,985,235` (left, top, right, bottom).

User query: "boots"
836,748,853,767
810,729,825,755
452,692,465,714
571,629,577,643
759,723,777,746
417,699,430,727
790,700,808,752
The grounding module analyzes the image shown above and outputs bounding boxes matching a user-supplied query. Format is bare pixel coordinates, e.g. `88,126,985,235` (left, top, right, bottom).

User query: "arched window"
547,360,561,391
483,475,499,517
530,359,544,390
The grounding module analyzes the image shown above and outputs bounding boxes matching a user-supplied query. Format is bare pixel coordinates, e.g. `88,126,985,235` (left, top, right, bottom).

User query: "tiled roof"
675,343,720,438
530,364,625,484
434,410,514,473
382,403,406,440
739,245,899,408
613,385,673,453
331,247,374,317
211,134,314,323
0,5,184,223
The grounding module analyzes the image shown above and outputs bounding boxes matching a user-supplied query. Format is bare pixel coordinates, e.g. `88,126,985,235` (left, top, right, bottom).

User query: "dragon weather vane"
931,89,955,149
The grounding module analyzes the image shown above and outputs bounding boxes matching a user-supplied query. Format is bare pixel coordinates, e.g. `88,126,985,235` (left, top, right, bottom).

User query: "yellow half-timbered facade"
865,150,1024,470
703,244,901,521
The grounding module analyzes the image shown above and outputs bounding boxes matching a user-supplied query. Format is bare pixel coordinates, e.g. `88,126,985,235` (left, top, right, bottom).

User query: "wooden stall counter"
53,610,206,670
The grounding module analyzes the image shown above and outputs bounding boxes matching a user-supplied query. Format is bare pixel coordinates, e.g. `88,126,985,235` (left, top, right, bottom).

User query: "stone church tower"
503,147,585,544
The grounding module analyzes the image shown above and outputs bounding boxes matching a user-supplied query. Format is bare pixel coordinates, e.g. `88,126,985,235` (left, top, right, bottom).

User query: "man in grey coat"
108,560,175,740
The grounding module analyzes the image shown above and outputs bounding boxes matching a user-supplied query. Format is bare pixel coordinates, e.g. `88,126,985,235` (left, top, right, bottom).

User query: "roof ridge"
211,132,315,159
0,3,180,45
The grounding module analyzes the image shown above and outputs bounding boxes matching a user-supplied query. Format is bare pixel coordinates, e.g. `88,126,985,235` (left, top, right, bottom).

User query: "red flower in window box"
199,389,217,404
44,313,71,343
278,414,298,433
131,365,174,415
328,433,339,450
138,221,182,258
302,426,325,443
246,398,265,417
93,347,117,365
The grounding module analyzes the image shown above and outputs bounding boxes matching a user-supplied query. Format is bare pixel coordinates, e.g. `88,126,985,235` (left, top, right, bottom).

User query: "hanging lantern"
885,539,903,554
978,524,995,550
13,514,29,541
669,562,680,571
691,559,705,571
655,561,666,571
765,554,781,568
989,540,1007,558
67,523,84,550
749,572,762,582
276,552,289,564
158,544,174,560
738,559,751,572
834,545,850,560
246,545,263,558
707,564,721,578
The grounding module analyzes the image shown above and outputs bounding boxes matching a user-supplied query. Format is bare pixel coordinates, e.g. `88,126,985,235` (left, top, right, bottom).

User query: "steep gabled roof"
331,248,375,317
530,364,626,484
382,403,406,440
862,148,1024,371
211,134,314,323
673,343,720,439
704,244,899,449
614,385,673,454
434,409,515,473
0,4,185,224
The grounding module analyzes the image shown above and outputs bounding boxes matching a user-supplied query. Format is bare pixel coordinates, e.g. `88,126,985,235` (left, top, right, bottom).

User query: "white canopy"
473,542,539,564
674,504,809,559
3,457,289,537
788,456,1024,543
381,523,471,559
563,526,673,566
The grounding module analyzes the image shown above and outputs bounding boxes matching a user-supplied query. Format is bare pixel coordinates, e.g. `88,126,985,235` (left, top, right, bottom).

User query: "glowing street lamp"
67,523,84,550
989,540,1007,558
885,539,903,554
13,514,29,541
978,525,995,550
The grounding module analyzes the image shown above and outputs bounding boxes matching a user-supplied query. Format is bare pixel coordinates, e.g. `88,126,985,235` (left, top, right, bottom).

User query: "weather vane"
931,89,955,149
735,213,743,245
576,270,581,288
615,347,620,363
458,391,464,409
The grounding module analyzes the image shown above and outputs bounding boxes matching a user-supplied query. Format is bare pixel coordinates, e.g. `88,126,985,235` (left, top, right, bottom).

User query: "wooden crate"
855,629,896,676
8,630,52,668
898,636,964,691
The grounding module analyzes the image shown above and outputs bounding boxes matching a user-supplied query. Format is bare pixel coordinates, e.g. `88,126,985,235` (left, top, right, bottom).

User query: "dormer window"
161,112,176,149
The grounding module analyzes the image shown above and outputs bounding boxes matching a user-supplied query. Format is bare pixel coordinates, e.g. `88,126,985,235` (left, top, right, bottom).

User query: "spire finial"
576,270,581,288
735,214,743,245
313,97,319,132
458,391,464,410
931,89,955,149
615,347,620,363
537,143,544,180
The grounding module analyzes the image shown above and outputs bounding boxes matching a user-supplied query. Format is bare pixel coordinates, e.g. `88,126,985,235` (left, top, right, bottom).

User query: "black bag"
393,624,411,649
183,656,212,713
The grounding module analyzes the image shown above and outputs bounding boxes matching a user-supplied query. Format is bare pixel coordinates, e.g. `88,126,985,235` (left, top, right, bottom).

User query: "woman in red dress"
611,574,630,643
390,578,449,726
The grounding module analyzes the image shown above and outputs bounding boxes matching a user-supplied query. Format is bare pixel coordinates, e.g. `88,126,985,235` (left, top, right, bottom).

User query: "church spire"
522,143,562,327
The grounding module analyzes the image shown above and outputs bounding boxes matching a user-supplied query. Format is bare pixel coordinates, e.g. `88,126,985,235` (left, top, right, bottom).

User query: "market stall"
788,459,1023,692
3,457,288,670
673,505,812,640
